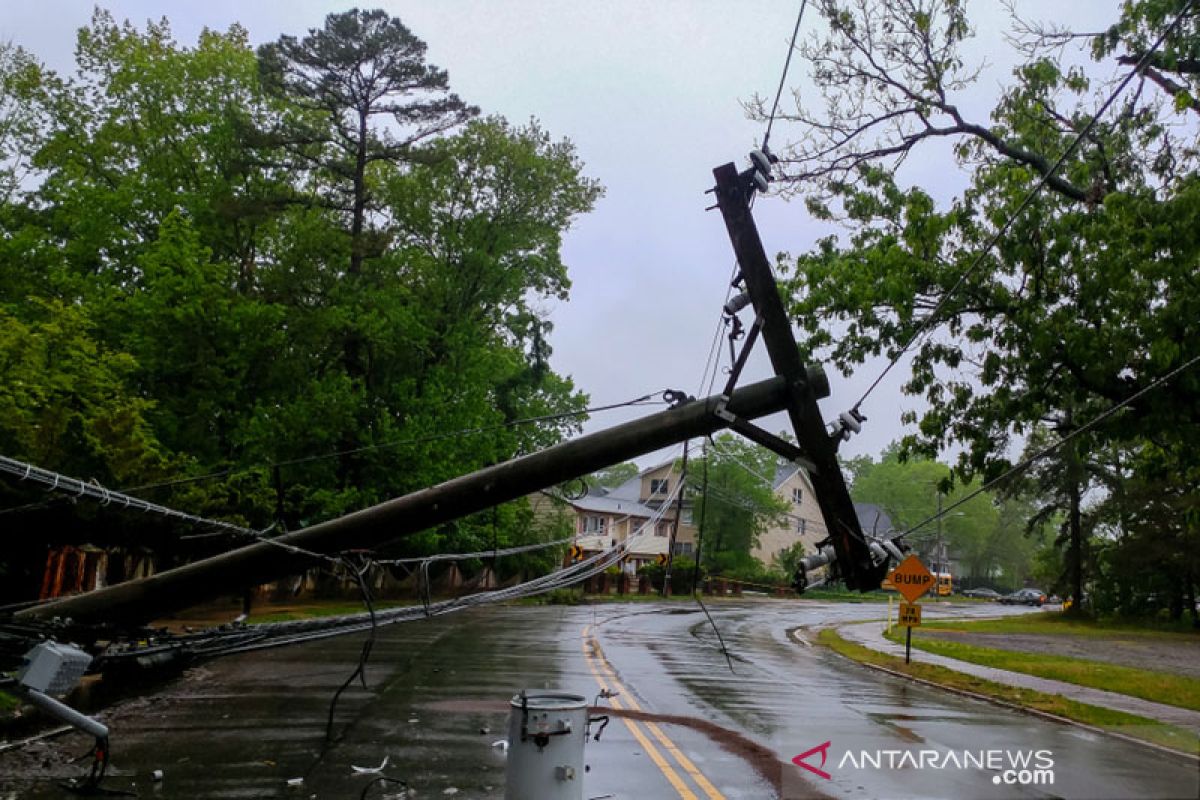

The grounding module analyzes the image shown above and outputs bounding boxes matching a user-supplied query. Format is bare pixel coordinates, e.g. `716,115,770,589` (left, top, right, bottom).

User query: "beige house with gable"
527,461,698,573
752,462,827,567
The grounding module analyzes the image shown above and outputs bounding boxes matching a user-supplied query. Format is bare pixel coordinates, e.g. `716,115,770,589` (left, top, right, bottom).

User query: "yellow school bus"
936,572,952,596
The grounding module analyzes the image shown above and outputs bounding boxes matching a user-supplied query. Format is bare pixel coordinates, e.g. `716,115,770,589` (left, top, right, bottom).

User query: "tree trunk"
1187,570,1198,630
1065,427,1086,618
349,106,368,277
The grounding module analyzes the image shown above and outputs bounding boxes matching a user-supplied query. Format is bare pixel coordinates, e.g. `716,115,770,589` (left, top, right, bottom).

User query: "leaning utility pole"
708,159,888,590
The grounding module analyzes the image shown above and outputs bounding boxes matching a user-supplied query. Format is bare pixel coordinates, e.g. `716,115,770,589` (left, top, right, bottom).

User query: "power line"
0,390,670,519
373,535,575,566
763,0,809,153
135,483,690,660
892,351,1200,542
0,454,334,562
129,391,669,494
850,0,1198,413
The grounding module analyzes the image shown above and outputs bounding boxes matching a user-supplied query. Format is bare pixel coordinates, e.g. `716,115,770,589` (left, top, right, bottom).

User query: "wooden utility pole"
710,162,886,590
661,443,689,597
17,378,792,626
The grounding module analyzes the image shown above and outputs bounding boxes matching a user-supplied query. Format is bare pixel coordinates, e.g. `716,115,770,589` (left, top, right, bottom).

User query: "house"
752,463,828,567
536,459,899,575
527,461,698,573
853,502,896,539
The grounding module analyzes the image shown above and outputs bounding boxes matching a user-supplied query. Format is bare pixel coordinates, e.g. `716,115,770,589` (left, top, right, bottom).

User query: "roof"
854,502,896,537
570,491,655,517
604,474,642,501
605,459,679,502
773,461,816,490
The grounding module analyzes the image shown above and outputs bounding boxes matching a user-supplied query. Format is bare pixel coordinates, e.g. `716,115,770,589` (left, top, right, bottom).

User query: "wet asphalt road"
2,599,1198,799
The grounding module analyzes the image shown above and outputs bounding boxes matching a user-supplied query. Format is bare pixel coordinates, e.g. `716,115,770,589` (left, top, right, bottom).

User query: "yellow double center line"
581,624,726,800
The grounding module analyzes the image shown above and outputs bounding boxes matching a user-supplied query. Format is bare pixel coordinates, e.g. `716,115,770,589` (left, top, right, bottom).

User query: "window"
655,522,670,537
650,478,669,495
796,517,807,535
674,542,694,556
582,515,606,534
682,508,693,525
792,487,803,504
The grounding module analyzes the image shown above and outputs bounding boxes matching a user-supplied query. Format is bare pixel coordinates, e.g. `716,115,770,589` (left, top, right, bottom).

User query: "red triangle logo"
792,740,832,780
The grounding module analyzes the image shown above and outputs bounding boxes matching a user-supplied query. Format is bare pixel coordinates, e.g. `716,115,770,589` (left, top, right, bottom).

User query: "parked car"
999,588,1046,606
960,587,1001,599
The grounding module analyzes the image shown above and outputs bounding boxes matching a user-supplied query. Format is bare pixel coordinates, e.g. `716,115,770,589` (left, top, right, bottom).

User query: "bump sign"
890,555,935,602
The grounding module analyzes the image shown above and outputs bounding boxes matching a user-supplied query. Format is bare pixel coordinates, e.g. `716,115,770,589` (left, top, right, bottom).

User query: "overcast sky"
2,1,1121,469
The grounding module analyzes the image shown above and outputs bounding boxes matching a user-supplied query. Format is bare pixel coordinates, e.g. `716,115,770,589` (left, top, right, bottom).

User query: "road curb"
821,625,1200,765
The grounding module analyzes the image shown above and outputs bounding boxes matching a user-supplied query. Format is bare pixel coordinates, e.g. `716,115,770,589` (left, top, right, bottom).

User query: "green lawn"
818,628,1199,756
921,611,1200,638
884,626,1200,712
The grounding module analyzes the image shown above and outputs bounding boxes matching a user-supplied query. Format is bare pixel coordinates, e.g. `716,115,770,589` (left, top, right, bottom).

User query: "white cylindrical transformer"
504,689,588,800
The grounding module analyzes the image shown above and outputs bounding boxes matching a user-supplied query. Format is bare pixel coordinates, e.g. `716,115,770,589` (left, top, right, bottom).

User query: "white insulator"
839,411,862,434
750,149,773,179
723,291,752,316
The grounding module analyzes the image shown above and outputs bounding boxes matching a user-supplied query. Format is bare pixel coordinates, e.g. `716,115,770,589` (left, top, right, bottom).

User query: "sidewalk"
837,620,1200,732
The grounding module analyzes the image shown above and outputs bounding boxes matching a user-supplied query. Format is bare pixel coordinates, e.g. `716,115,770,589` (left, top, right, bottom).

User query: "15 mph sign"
889,555,935,603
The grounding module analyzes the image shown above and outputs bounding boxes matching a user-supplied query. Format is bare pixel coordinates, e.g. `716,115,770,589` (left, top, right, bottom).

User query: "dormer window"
650,478,668,496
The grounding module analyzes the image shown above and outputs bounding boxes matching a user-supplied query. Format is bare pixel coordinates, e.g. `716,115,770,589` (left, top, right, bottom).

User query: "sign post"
898,602,923,662
890,556,935,664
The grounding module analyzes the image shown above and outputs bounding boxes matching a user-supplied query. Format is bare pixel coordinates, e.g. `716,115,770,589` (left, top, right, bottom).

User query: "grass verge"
921,611,1200,637
817,628,1198,757
884,627,1200,712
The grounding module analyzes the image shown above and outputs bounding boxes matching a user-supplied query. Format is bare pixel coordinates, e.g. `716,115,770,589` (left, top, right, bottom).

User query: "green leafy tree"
0,8,601,600
0,300,163,484
33,10,292,284
849,446,999,581
585,462,640,491
772,541,808,581
760,0,1200,613
0,42,52,205
257,7,477,277
690,435,788,575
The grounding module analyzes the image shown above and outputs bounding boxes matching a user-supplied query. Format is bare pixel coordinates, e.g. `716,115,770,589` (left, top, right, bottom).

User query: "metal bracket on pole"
721,315,763,399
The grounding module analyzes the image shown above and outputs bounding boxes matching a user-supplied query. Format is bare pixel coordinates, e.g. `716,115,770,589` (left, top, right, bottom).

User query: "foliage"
639,556,704,594
258,8,477,277
0,8,600,599
0,300,164,485
772,541,808,580
689,434,789,572
847,446,1039,585
584,462,640,491
762,0,1200,618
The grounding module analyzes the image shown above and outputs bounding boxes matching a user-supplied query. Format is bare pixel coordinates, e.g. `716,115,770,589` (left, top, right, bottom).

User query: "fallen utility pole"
17,377,793,627
14,154,896,631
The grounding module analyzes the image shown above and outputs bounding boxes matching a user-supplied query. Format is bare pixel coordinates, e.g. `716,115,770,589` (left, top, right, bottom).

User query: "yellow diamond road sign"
890,555,936,603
